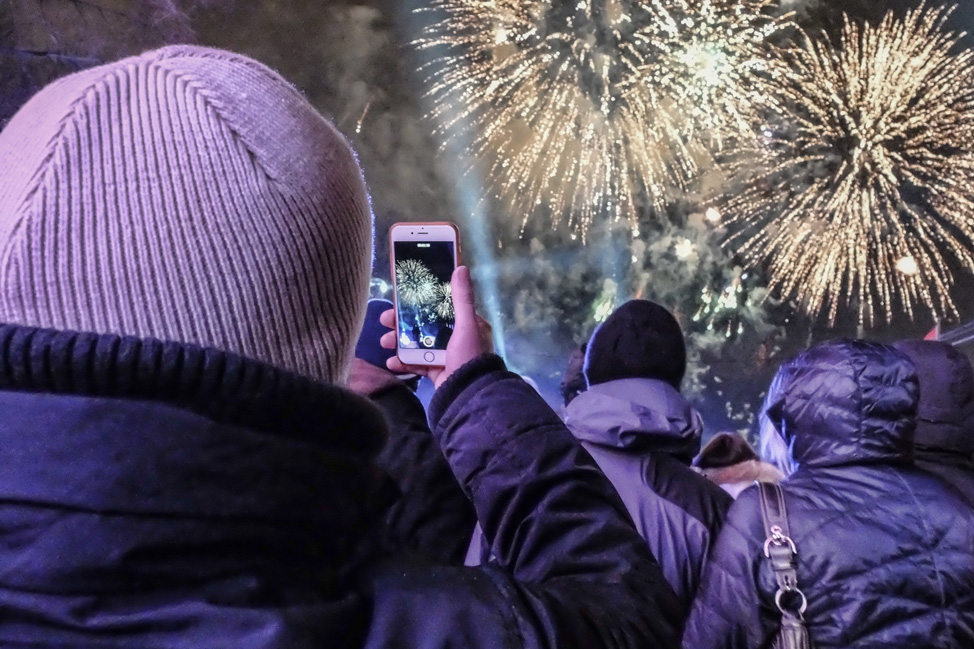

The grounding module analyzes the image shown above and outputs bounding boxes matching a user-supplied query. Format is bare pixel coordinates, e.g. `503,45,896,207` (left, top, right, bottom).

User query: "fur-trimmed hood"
695,459,784,498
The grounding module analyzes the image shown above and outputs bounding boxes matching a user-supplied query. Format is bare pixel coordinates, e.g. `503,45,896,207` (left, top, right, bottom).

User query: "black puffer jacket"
0,325,680,649
370,383,477,564
683,340,974,649
893,339,974,507
564,378,732,615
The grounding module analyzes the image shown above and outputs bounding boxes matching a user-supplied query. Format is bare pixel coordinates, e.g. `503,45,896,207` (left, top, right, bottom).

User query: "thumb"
451,265,476,327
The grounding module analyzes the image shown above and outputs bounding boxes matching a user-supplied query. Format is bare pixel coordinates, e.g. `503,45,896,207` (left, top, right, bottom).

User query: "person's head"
583,299,686,390
560,342,588,406
693,432,760,469
0,46,373,385
892,339,974,458
356,298,399,369
764,339,919,471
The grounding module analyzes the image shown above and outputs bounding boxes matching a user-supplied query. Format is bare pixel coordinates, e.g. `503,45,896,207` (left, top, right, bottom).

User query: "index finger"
451,266,476,328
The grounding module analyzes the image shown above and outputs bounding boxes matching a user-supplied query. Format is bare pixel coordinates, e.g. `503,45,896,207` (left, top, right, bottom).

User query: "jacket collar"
0,323,387,452
565,378,703,463
0,324,393,593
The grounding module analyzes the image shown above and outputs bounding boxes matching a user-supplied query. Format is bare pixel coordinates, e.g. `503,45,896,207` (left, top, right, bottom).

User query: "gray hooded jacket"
565,378,733,616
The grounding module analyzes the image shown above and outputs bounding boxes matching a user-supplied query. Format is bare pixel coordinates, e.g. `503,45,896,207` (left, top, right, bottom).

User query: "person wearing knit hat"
0,46,373,385
564,298,731,616
583,299,686,389
0,46,679,648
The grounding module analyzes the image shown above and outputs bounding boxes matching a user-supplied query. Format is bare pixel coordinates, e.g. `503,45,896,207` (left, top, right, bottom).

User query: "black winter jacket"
564,378,733,615
683,340,974,649
0,325,680,649
892,339,974,507
370,383,476,564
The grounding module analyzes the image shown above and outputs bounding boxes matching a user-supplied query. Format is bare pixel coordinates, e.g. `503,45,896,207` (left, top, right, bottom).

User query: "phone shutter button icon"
424,351,435,362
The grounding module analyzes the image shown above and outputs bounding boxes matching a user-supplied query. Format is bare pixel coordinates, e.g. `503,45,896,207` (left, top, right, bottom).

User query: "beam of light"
717,3,974,326
415,0,790,238
397,0,509,360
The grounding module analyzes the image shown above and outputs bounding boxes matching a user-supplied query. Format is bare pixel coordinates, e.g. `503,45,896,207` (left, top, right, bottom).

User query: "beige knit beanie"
0,46,374,385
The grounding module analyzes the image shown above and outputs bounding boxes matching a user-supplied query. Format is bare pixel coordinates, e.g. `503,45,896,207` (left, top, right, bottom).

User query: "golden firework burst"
416,0,789,236
395,259,437,306
719,3,974,325
638,0,794,146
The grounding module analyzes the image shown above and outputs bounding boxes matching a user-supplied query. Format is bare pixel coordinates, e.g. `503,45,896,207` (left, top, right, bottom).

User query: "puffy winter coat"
0,325,680,649
564,378,733,615
370,382,476,564
683,340,974,649
893,339,974,507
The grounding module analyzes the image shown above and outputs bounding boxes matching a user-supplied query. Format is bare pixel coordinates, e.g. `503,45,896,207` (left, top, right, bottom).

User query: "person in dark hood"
683,340,974,649
892,339,974,506
0,46,681,649
564,299,733,617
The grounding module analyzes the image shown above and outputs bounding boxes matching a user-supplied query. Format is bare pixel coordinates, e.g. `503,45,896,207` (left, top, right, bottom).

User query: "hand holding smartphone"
389,222,460,367
380,265,494,389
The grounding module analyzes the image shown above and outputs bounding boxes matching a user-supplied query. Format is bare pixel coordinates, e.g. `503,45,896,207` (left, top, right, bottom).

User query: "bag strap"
757,482,807,621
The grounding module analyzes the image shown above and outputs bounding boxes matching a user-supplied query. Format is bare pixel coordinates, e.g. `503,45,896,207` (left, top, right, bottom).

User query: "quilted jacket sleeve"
681,488,779,649
366,354,681,649
371,382,477,565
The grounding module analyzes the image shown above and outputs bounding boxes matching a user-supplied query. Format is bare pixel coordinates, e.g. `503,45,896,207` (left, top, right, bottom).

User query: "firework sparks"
719,4,974,325
692,268,763,337
395,259,438,306
434,282,455,319
416,0,786,236
639,0,794,146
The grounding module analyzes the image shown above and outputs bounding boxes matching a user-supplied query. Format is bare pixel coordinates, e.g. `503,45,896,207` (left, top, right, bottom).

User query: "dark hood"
893,339,974,459
564,378,703,463
766,339,918,469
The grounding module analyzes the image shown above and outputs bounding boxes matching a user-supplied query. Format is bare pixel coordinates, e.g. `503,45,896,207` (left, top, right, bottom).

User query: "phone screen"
393,240,456,351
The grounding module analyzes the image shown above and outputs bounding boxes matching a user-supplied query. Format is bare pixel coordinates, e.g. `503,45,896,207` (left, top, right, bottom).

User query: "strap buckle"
764,524,797,557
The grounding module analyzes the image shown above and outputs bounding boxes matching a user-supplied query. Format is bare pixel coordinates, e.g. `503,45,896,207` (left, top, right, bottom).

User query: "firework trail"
416,0,787,236
718,3,974,325
434,282,455,320
395,259,438,306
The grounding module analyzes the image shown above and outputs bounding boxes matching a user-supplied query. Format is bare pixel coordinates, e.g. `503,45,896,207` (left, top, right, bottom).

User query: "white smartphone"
389,222,461,366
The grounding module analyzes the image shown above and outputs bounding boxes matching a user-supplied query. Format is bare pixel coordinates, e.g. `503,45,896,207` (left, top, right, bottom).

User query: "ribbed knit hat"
0,46,374,384
584,299,687,389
